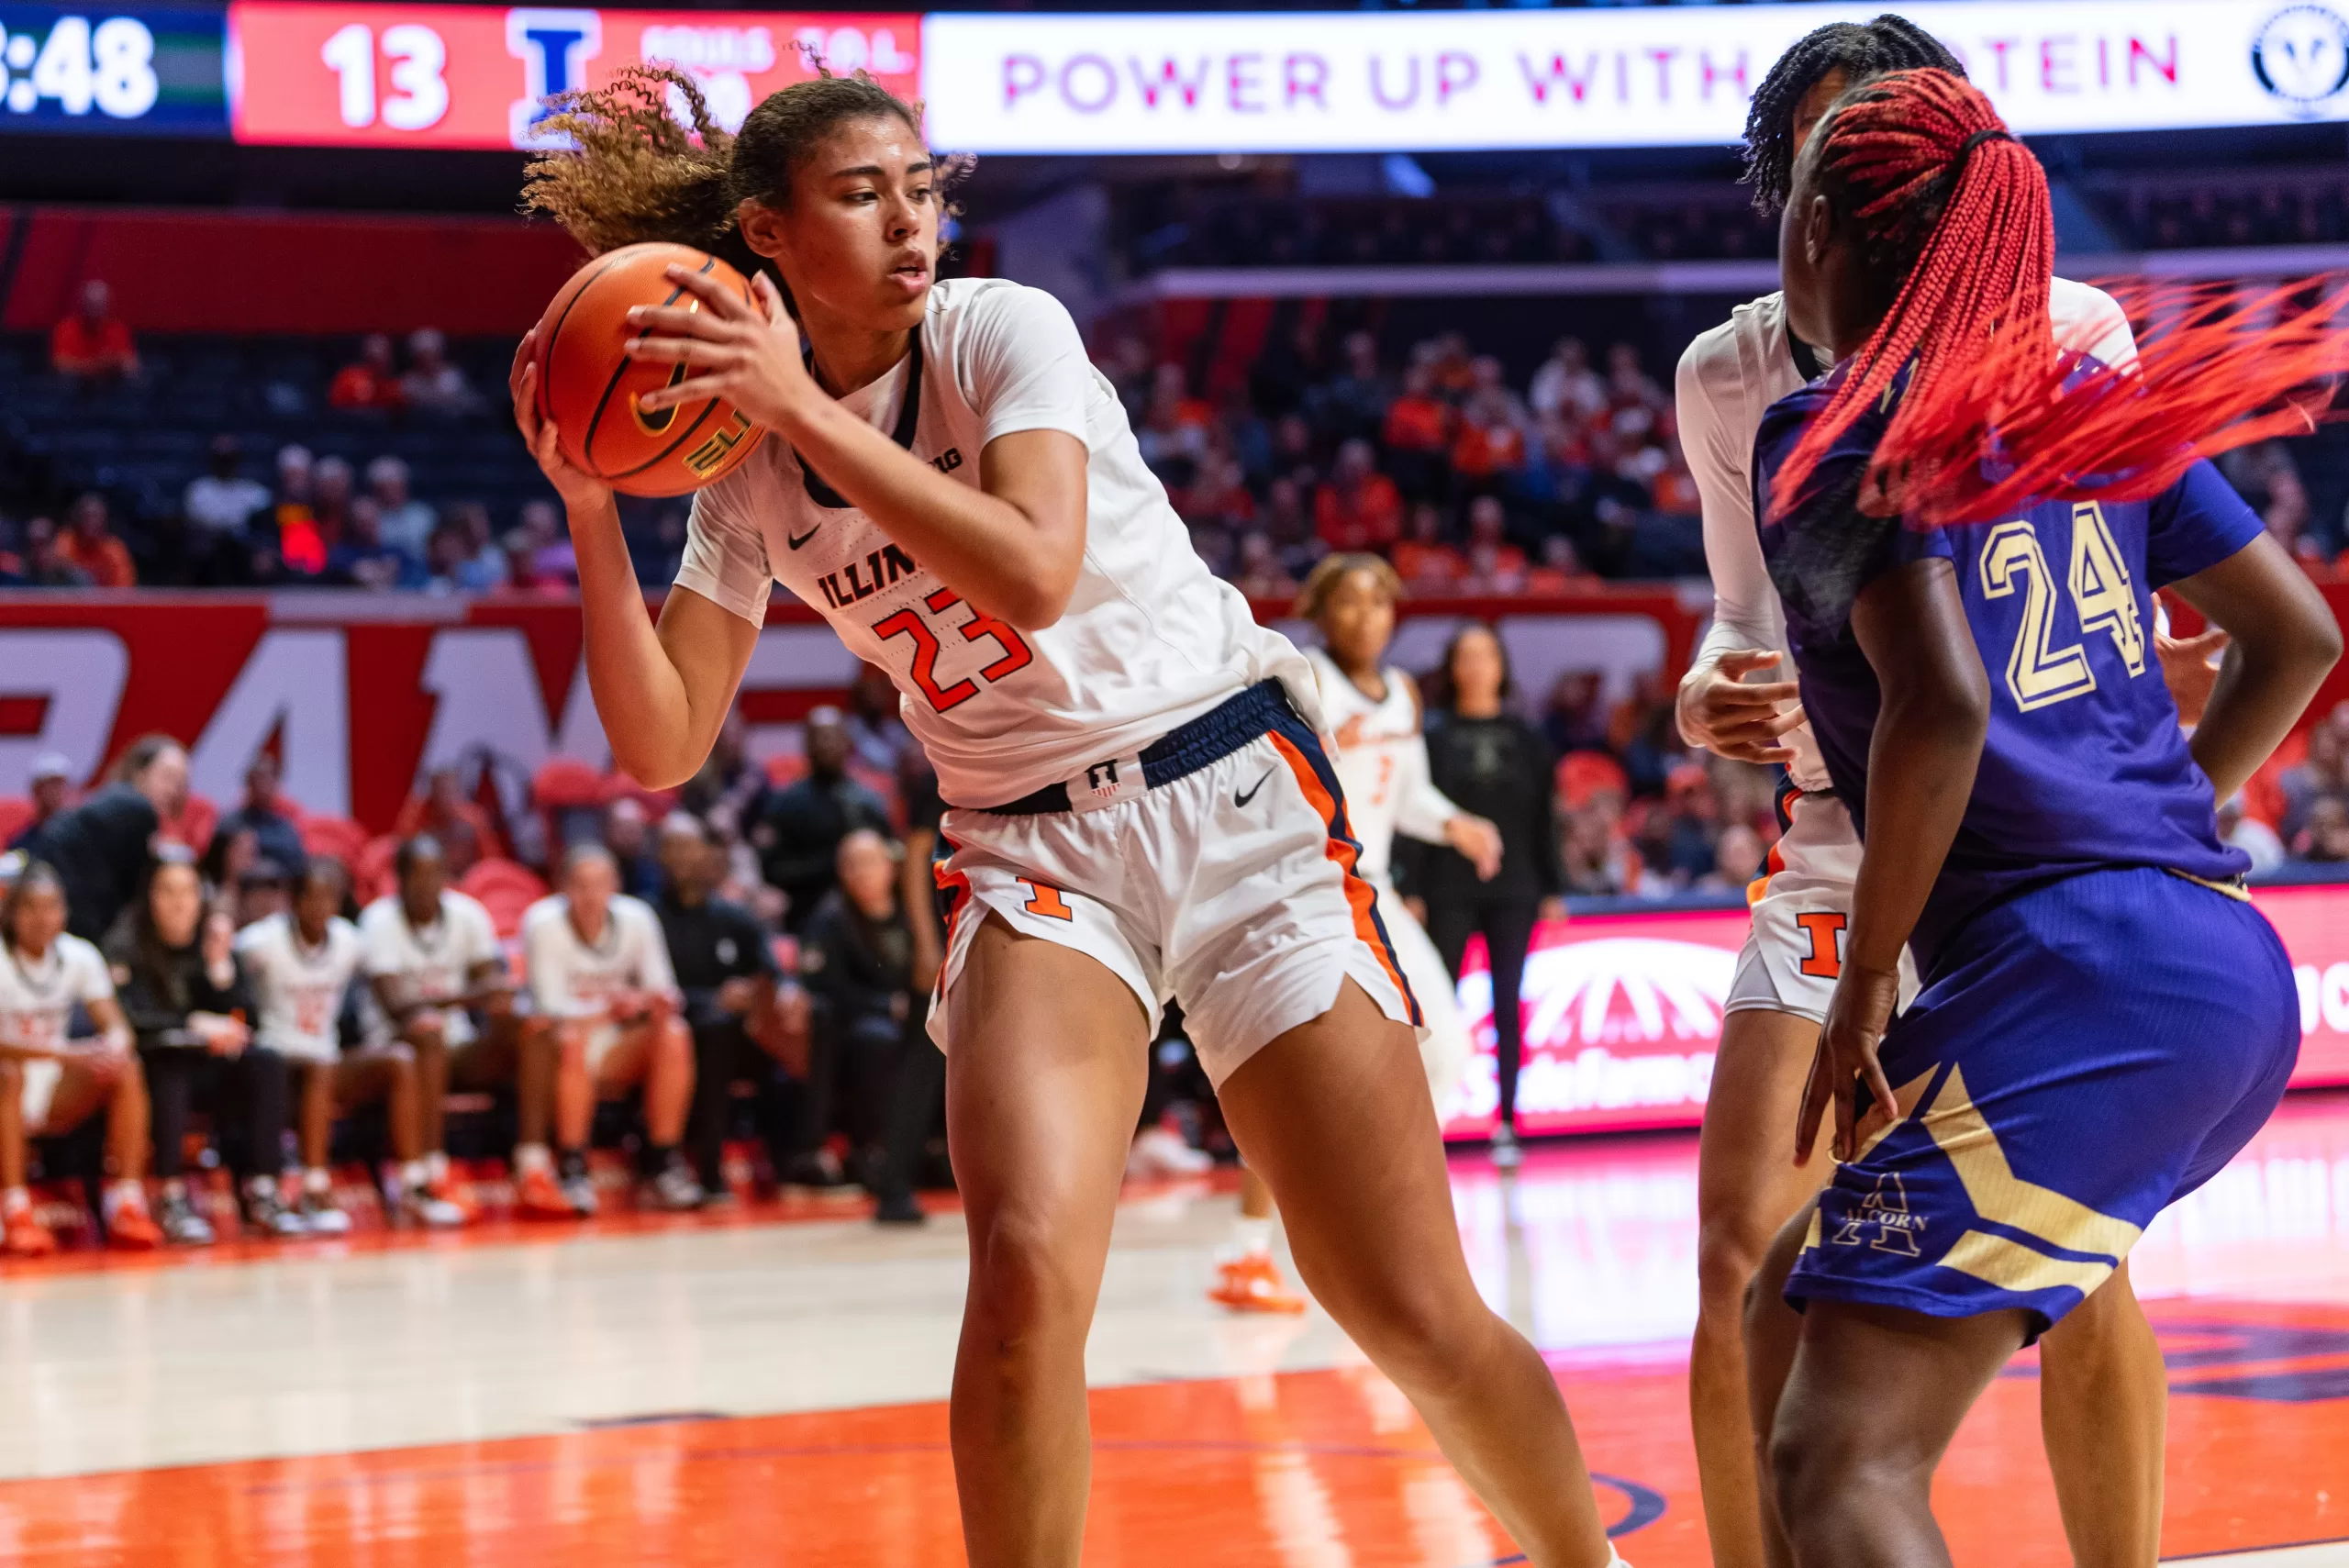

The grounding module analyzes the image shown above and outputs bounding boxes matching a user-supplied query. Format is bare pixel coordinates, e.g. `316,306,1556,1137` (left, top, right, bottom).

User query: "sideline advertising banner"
226,0,919,148
1440,888,2349,1140
921,1,2349,154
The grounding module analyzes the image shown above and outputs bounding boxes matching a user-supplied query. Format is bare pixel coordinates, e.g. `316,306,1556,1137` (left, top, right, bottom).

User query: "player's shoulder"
55,931,108,975
444,889,496,929
520,895,565,932
233,911,284,951
2049,274,2125,328
611,893,661,929
1389,667,1426,727
1679,292,1784,385
329,914,362,947
930,276,1074,337
357,895,401,933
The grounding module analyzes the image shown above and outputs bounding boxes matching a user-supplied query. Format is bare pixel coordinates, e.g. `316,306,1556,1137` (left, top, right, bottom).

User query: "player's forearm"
569,495,706,784
777,402,1079,631
1848,693,1983,974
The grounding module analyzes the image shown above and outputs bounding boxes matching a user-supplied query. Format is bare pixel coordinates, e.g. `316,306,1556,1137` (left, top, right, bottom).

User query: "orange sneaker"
516,1166,579,1220
3,1207,57,1259
1209,1252,1308,1315
106,1205,163,1251
426,1175,481,1225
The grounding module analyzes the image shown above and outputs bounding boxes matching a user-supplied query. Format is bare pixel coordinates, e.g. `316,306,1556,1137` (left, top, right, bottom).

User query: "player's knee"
963,1209,1091,1353
1316,1266,1478,1396
406,1016,447,1055
1698,1216,1773,1318
1770,1408,1913,1535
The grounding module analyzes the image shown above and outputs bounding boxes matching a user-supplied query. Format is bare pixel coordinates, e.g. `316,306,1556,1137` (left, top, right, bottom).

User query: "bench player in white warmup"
238,860,467,1232
1205,553,1508,1313
521,844,702,1215
515,65,1625,1568
1674,17,2211,1568
0,862,161,1254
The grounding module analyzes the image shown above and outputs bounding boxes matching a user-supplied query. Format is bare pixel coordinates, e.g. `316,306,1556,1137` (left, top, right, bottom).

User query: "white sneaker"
647,1164,706,1211
297,1190,351,1235
560,1171,600,1217
402,1188,468,1229
1489,1124,1522,1172
1127,1126,1212,1179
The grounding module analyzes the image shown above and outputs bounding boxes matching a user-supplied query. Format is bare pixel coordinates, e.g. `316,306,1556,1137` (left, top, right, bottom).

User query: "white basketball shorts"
928,682,1422,1087
1729,791,1920,1025
1370,874,1471,1113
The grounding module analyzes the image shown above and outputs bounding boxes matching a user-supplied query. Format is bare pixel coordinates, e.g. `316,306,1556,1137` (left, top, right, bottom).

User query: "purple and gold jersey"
1752,363,2262,972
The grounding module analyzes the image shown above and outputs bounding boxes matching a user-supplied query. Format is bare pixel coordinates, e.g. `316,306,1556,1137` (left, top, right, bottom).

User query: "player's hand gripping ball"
524,242,771,498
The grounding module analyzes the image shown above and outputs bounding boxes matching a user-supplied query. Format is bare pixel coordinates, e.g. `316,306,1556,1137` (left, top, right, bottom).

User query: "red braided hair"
1769,68,2349,529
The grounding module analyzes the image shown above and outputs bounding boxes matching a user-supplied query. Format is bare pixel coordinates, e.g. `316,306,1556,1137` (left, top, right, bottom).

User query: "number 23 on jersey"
873,588,1034,713
1977,502,2146,712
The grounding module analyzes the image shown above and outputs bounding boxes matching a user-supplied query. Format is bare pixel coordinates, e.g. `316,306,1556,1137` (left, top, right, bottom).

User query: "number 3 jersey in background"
1752,363,2262,975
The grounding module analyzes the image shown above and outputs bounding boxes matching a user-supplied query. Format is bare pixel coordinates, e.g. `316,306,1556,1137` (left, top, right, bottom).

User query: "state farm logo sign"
1446,918,1741,1137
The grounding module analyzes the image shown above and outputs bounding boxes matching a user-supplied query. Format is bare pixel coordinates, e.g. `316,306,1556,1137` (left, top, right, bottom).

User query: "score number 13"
320,22,448,130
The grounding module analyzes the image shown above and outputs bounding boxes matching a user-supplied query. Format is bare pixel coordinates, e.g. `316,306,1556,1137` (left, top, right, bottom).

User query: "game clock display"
0,3,225,133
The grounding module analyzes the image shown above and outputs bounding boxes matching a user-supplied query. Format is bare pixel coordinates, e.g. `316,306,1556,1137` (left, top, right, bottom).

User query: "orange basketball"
534,241,768,497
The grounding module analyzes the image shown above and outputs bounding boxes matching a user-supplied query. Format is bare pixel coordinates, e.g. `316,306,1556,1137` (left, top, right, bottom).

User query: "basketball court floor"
5,1092,2348,1567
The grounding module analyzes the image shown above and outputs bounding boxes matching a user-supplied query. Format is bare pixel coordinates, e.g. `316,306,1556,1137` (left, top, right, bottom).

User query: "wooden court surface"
4,1096,2347,1567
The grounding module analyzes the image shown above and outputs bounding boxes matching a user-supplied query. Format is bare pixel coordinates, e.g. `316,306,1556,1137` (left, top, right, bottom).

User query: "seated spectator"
603,797,662,899
1322,330,1394,444
57,495,136,588
1638,762,1720,886
1605,341,1664,413
390,766,499,874
362,834,530,1219
845,662,915,778
110,849,302,1240
652,814,796,1200
269,445,327,577
1230,530,1299,600
1527,535,1600,595
328,334,406,413
422,522,471,592
2278,703,2347,840
50,280,138,381
749,708,895,933
1458,496,1528,595
214,755,307,875
1259,476,1319,575
236,859,465,1234
523,844,703,1214
2297,795,2349,862
1314,439,1405,552
1136,364,1209,490
682,707,764,821
33,734,187,943
1542,671,1612,755
1381,365,1453,500
516,498,577,587
1530,337,1604,424
184,436,273,539
326,496,419,589
367,456,437,559
9,753,76,851
0,862,162,1255
1391,502,1464,594
2218,793,2287,875
1182,455,1257,533
794,828,929,1220
1699,823,1765,894
441,501,508,591
400,328,482,417
311,456,356,558
19,517,91,587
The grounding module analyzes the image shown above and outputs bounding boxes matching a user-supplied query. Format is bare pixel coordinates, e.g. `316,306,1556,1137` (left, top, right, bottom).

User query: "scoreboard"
0,3,226,135
226,3,919,149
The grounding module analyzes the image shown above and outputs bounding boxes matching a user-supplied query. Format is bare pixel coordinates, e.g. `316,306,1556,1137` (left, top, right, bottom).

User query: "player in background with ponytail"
1742,69,2341,1568
514,68,1626,1568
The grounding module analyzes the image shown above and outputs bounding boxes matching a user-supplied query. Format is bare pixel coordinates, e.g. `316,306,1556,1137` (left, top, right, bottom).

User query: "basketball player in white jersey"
238,860,467,1233
360,835,546,1219
1675,19,2196,1568
0,862,161,1253
517,67,1622,1568
1201,554,1508,1314
520,844,702,1215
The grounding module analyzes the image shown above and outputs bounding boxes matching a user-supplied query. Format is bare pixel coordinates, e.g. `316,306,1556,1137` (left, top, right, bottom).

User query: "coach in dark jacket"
653,814,789,1198
36,735,188,942
749,708,893,933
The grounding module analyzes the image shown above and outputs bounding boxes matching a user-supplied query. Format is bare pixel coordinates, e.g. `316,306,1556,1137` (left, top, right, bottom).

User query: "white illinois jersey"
677,277,1315,807
521,895,676,1020
1302,648,1462,884
236,914,364,1063
0,934,113,1054
360,891,503,1045
1675,278,2136,794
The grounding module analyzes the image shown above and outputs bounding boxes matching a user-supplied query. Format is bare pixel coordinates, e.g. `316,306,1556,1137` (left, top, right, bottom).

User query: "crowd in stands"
1107,324,1709,594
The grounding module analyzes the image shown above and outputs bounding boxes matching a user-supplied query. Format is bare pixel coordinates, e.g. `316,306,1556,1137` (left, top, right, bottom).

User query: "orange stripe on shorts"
1266,730,1417,1014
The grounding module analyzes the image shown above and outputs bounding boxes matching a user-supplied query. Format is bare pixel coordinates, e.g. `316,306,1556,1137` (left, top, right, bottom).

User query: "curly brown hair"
521,64,943,297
